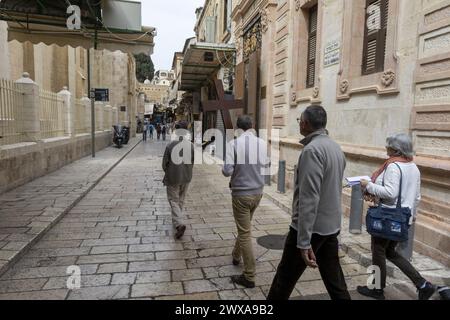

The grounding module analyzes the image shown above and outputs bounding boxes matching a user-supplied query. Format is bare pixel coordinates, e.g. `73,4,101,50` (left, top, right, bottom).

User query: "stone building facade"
229,0,449,265
0,21,139,129
0,20,142,193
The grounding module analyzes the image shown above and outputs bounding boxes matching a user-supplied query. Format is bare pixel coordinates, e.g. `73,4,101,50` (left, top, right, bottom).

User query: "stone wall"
259,0,450,266
0,132,112,195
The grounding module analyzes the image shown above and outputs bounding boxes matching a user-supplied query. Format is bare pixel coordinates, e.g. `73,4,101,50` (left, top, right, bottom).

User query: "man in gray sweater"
162,121,194,239
267,105,351,300
223,115,269,288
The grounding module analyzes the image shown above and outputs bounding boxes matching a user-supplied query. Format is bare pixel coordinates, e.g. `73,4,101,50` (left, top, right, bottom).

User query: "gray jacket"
162,137,194,186
222,131,269,196
291,129,346,249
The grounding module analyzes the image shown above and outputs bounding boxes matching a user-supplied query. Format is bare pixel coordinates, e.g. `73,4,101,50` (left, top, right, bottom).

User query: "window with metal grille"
362,0,389,75
306,5,318,88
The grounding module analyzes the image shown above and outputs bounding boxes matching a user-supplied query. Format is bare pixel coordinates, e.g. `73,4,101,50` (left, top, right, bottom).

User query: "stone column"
112,107,118,126
15,72,40,142
104,105,113,131
81,95,91,134
57,86,74,137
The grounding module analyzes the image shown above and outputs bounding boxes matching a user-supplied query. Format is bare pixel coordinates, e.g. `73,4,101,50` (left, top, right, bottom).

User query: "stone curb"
0,139,142,277
263,189,450,286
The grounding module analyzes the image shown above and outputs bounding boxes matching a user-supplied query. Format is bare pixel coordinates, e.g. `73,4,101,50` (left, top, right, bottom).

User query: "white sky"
140,0,205,71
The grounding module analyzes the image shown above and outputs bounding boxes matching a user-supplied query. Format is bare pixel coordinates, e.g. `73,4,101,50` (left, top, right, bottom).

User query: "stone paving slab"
0,138,142,276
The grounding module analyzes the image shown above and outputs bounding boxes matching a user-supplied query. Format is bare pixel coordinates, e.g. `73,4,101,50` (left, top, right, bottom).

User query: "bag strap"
394,163,403,209
382,163,403,209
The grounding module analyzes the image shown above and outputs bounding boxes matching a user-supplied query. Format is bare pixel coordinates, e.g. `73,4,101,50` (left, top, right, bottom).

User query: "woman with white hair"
357,133,436,300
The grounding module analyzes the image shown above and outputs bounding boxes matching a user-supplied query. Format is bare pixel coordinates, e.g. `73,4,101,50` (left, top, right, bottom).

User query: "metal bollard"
349,184,364,234
277,160,286,193
397,222,415,261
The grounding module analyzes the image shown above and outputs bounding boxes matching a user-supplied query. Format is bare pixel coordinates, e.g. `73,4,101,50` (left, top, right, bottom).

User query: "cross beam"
202,79,244,129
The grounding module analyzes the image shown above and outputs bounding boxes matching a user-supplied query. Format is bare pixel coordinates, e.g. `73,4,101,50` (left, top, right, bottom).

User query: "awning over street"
180,42,235,91
0,0,155,55
5,22,155,55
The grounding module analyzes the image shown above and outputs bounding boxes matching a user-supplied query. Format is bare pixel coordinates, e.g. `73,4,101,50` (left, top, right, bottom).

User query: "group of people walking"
160,106,436,300
142,122,171,142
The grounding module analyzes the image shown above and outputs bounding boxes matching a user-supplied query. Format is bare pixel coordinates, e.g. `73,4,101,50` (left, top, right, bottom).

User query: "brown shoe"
175,225,186,239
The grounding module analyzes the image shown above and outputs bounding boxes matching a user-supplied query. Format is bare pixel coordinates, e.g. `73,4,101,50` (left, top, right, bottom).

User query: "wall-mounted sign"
324,40,341,68
94,88,109,102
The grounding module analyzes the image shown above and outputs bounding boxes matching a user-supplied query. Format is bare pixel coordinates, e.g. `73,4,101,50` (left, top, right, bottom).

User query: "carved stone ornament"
291,92,297,102
235,39,242,57
295,0,302,11
261,9,269,34
381,69,396,87
340,79,349,94
313,87,320,98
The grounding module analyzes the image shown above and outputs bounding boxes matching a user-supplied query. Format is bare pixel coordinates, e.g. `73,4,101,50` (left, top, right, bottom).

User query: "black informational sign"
94,88,109,102
120,106,127,112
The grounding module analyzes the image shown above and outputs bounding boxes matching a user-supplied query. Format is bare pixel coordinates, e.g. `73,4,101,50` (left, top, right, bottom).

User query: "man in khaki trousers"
162,121,194,239
223,115,269,288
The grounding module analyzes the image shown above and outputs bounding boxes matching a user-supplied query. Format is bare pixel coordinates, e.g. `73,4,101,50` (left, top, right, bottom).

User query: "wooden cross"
202,79,244,129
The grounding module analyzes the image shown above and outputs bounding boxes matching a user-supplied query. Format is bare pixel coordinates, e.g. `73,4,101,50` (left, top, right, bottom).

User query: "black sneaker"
175,225,186,239
357,286,386,300
437,286,450,300
418,282,436,300
231,274,255,289
232,258,240,266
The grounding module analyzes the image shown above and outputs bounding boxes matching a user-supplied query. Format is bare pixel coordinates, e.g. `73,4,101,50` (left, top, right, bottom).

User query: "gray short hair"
386,133,415,159
237,115,253,131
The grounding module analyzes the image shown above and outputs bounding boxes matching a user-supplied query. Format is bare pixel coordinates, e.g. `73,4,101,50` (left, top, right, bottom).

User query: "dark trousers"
267,228,351,300
371,236,425,289
143,130,147,141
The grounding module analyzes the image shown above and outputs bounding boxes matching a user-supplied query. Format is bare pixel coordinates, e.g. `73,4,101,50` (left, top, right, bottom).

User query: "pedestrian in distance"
162,124,167,141
357,133,436,300
142,121,148,142
162,121,194,239
156,124,162,140
149,123,154,140
222,115,269,289
267,105,351,300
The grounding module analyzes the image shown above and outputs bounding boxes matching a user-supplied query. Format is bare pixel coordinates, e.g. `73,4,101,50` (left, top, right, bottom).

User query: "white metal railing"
0,79,25,146
74,98,87,134
39,89,65,139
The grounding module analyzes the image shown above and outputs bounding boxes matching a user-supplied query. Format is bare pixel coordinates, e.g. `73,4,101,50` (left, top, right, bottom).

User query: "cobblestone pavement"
0,138,141,275
0,140,445,300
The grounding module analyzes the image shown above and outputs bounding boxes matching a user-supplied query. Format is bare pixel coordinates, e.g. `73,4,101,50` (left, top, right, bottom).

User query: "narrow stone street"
0,140,440,300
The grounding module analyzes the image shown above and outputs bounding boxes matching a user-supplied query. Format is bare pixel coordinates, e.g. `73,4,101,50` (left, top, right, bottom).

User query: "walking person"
267,105,351,300
162,124,167,141
357,134,436,300
142,121,148,142
149,123,154,140
162,121,194,239
222,115,269,288
156,124,162,140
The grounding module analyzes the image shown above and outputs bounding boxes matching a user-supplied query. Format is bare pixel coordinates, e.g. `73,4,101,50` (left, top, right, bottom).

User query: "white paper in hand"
345,176,372,186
